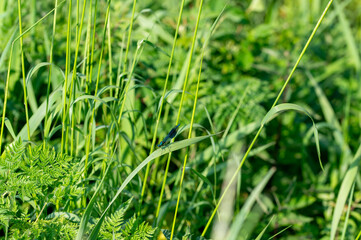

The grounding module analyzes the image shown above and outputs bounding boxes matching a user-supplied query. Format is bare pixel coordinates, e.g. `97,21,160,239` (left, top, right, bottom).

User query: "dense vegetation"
0,0,360,239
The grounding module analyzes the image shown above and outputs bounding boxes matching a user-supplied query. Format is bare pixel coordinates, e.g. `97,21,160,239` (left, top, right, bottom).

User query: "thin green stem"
67,0,88,156
115,32,125,98
61,0,73,155
88,0,99,90
107,12,113,97
44,0,59,143
75,0,92,157
0,45,14,154
85,0,93,95
17,0,31,144
122,0,136,74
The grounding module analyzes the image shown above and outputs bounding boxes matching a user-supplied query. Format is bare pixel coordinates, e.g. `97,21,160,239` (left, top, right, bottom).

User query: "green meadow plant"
0,0,361,239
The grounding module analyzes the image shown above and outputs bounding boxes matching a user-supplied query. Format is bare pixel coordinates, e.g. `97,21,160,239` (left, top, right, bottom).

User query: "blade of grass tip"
0,0,65,153
88,134,219,239
254,215,276,240
201,1,333,235
267,225,293,239
140,0,186,207
4,118,16,140
45,0,59,145
17,0,31,144
331,145,361,240
307,71,349,145
0,26,18,70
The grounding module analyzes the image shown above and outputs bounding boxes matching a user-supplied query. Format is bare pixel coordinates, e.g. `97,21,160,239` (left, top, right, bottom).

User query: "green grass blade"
308,71,352,163
76,157,115,240
330,145,361,240
255,215,276,240
268,225,293,239
0,26,18,70
4,118,16,140
340,181,355,240
261,103,323,171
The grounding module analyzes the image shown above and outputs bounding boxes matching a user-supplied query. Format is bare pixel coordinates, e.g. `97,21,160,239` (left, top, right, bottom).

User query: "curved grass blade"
261,103,323,171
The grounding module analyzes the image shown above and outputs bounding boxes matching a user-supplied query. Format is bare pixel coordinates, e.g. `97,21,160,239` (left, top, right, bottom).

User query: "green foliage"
95,199,156,240
9,217,78,240
0,139,82,238
0,0,361,239
121,215,155,240
0,140,156,239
